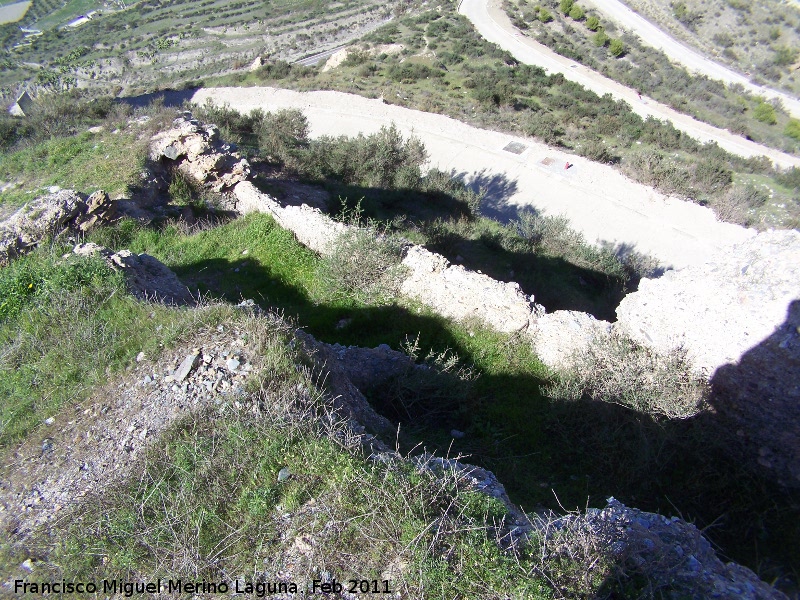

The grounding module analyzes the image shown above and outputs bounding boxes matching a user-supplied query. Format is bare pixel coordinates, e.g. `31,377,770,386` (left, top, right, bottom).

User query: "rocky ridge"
0,114,791,597
149,113,250,193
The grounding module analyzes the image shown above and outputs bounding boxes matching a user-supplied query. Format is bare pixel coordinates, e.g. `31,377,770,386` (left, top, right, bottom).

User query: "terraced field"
0,0,397,98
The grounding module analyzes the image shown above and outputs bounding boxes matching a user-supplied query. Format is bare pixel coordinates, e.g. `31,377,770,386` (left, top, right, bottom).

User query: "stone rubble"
569,498,788,600
73,242,196,305
149,114,251,192
0,330,256,537
615,230,800,487
0,189,117,265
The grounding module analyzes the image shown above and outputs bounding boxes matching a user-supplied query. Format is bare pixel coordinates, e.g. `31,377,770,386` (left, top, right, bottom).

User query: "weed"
545,331,710,420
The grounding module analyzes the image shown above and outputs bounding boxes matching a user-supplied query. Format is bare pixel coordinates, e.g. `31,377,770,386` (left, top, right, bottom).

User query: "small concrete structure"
8,91,33,117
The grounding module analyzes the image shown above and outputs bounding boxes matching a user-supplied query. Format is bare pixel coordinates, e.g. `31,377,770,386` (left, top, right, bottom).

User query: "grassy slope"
0,101,797,590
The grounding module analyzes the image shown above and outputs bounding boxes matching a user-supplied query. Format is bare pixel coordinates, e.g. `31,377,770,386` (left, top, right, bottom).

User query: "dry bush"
365,334,478,421
545,332,709,419
531,509,622,599
712,183,769,227
316,223,408,306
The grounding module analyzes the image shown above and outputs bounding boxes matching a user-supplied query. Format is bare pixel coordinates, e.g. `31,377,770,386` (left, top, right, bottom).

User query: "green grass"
0,129,146,208
24,404,553,598
88,211,800,589
0,241,241,447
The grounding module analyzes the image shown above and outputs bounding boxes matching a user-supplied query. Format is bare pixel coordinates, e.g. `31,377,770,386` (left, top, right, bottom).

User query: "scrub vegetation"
1,99,798,594
612,0,800,97
211,2,800,230
503,0,800,155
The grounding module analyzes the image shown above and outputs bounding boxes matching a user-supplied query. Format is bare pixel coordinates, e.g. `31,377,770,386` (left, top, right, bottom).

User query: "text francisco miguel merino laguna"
15,578,394,596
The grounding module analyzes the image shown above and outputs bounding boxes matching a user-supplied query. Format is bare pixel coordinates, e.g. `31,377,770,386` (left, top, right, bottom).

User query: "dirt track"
580,0,800,120
193,86,754,270
459,0,800,169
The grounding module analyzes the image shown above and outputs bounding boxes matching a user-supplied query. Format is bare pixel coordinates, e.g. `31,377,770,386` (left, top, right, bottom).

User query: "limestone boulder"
73,243,195,306
150,115,250,192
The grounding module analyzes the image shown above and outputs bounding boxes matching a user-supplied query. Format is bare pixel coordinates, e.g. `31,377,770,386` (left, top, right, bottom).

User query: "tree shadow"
115,88,198,110
263,175,628,320
709,299,800,491
450,168,521,223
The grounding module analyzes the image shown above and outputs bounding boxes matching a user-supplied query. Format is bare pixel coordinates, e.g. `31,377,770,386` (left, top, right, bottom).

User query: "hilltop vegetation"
213,3,800,230
504,0,800,156
0,0,397,97
1,99,798,594
614,0,800,96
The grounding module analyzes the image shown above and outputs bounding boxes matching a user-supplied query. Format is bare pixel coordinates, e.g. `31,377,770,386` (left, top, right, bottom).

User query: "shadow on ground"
158,217,798,594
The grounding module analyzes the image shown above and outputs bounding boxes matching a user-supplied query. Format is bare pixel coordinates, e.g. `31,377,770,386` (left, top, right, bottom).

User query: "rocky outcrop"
149,115,251,192
615,230,800,486
532,310,613,368
286,332,788,599
551,498,787,600
73,242,195,306
615,230,800,376
0,189,117,265
400,245,543,334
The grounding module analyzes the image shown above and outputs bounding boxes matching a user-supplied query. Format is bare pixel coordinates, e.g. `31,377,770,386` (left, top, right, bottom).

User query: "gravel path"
193,87,754,270
459,0,800,169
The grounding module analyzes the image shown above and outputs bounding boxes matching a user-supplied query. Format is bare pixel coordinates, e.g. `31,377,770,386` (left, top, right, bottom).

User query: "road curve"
580,0,800,120
458,0,800,169
192,86,754,270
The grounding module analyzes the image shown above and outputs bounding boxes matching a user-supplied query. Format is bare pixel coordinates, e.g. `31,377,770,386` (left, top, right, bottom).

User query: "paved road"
295,46,346,67
581,0,800,120
459,0,800,169
193,87,754,270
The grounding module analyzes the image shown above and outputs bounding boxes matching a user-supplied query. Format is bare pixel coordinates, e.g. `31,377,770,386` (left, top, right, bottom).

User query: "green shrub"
773,46,799,67
786,119,800,141
592,30,609,47
568,5,585,20
538,7,553,23
301,125,427,190
256,109,309,165
343,48,370,66
585,15,600,31
559,0,574,15
609,38,625,57
753,101,777,125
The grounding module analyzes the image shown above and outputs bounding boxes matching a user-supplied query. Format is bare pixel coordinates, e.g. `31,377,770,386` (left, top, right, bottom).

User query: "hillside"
1,0,800,596
0,97,797,598
609,0,800,96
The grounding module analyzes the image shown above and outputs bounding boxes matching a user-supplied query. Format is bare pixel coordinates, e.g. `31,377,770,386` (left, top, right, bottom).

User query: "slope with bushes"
1,96,797,596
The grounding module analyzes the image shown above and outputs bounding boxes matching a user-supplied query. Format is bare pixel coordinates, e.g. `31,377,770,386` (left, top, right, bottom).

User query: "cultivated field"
0,0,398,98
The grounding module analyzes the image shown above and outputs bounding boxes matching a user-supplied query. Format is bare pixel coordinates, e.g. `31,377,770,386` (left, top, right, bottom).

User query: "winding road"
580,0,800,120
193,87,753,270
458,0,800,169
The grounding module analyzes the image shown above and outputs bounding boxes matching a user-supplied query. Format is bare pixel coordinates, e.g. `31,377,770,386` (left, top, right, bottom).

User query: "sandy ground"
580,0,800,119
459,0,800,169
192,87,754,270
